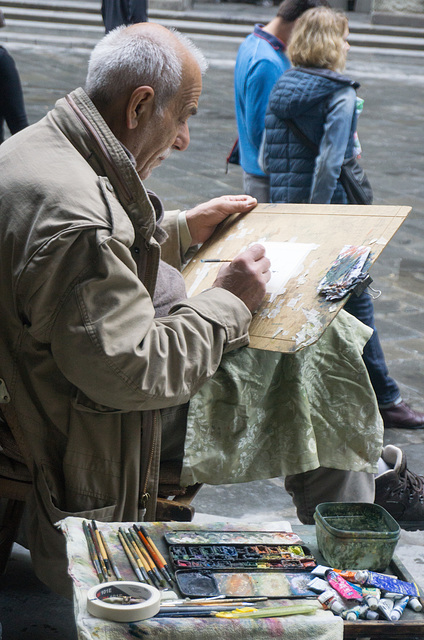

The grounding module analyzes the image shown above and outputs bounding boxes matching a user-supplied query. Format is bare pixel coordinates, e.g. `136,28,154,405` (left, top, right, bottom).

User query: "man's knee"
285,467,375,524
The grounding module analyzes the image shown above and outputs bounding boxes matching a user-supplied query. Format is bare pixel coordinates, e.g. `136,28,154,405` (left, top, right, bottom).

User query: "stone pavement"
1,12,424,640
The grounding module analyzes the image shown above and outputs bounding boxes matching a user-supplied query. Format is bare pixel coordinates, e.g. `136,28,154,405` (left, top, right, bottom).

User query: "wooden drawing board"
183,203,411,353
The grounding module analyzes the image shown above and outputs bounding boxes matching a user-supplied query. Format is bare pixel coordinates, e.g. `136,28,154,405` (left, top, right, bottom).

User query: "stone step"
0,0,101,12
3,0,424,37
1,0,424,51
2,18,103,40
3,18,424,52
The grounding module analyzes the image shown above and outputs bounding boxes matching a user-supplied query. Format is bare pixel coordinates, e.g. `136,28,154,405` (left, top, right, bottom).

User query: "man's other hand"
212,244,271,314
186,195,257,245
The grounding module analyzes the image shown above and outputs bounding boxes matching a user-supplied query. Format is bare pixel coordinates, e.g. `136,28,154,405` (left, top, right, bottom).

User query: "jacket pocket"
36,464,117,524
72,388,126,414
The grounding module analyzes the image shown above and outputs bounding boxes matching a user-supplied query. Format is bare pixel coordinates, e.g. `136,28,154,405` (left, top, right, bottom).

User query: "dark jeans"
101,0,147,32
344,291,400,407
0,46,28,144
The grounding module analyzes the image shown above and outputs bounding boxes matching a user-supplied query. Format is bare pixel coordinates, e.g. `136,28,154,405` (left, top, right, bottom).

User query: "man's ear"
126,86,155,130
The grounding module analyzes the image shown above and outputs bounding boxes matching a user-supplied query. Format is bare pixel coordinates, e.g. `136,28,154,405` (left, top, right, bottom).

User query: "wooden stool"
157,459,202,522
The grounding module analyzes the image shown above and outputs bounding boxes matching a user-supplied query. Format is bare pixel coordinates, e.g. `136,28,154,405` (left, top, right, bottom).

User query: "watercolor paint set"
168,543,316,571
174,570,318,598
165,531,318,598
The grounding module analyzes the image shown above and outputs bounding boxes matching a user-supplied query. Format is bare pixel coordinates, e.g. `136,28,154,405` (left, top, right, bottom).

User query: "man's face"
134,59,202,180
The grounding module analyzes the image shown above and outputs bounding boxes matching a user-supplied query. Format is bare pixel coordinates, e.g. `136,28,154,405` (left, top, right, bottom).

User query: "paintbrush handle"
100,530,122,581
82,520,104,582
216,604,318,619
118,529,144,583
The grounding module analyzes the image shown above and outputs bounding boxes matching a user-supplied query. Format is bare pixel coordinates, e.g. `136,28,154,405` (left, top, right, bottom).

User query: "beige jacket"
0,88,251,595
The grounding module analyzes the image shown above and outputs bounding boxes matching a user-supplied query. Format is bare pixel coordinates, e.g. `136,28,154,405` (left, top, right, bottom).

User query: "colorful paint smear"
164,531,302,546
175,570,317,598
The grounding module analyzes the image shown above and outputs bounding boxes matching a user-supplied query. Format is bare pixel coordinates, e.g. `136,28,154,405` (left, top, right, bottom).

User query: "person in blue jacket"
262,6,424,430
233,0,329,203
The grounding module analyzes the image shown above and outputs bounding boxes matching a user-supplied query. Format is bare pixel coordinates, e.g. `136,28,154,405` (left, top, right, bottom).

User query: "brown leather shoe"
380,401,424,430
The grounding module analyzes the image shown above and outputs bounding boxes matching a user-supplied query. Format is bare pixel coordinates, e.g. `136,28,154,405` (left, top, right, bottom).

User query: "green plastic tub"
314,502,400,571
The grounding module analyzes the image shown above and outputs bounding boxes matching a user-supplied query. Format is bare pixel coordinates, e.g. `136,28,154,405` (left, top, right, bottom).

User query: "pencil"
137,525,175,586
99,530,122,581
92,520,111,576
88,522,108,580
82,520,104,582
117,528,145,583
200,258,232,263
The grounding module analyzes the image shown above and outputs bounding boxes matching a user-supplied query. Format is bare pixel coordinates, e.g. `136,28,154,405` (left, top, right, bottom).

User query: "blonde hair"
287,7,348,71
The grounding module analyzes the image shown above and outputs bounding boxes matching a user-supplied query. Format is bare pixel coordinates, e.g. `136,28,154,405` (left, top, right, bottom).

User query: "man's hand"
186,195,257,246
212,244,271,314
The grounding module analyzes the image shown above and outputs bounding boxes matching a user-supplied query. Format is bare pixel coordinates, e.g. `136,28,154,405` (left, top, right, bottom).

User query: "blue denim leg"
344,292,400,406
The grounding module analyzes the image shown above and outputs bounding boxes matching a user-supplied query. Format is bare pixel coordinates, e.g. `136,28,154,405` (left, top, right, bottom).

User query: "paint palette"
166,531,318,598
168,543,316,571
174,570,317,599
164,531,303,546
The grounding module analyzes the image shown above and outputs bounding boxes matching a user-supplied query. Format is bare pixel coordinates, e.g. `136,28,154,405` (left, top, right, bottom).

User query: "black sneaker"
374,445,424,531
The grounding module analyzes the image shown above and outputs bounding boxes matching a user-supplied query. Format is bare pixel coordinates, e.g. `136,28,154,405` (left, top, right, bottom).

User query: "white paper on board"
260,241,317,294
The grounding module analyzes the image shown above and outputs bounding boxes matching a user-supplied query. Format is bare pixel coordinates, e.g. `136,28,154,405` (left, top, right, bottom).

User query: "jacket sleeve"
245,59,288,154
309,87,356,204
47,232,251,412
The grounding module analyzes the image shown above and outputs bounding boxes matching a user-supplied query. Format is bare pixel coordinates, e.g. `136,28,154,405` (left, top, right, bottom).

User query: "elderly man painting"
0,24,392,598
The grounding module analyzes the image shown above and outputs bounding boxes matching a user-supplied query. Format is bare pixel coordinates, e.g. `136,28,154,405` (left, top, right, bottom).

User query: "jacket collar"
294,67,360,90
54,87,158,242
253,24,286,53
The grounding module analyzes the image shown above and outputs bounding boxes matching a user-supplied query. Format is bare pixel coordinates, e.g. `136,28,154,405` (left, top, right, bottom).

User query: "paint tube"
350,570,369,584
384,592,407,600
377,597,394,620
343,603,379,621
317,590,346,616
338,570,361,582
345,580,363,598
361,587,380,610
359,604,379,620
311,565,331,578
342,603,378,621
342,605,361,621
307,577,330,593
408,597,423,612
325,570,363,601
355,570,420,597
390,595,409,620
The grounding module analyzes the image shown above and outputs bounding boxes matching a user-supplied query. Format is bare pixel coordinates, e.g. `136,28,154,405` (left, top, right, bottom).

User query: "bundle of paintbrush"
82,521,176,589
82,520,122,582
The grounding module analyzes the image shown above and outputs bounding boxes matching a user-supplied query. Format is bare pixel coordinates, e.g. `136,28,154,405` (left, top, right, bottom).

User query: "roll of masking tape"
87,581,161,622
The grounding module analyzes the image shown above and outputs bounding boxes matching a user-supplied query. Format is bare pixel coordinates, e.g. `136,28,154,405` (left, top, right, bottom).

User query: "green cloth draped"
181,310,383,486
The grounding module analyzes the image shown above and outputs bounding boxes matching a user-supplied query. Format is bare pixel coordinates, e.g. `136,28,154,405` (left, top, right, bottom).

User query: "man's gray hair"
85,26,208,113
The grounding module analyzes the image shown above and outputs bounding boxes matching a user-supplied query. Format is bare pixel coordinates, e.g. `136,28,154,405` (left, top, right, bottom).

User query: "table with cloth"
60,517,344,640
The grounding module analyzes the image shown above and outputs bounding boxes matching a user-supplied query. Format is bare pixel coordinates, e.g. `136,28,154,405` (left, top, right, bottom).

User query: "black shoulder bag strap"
285,119,318,155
